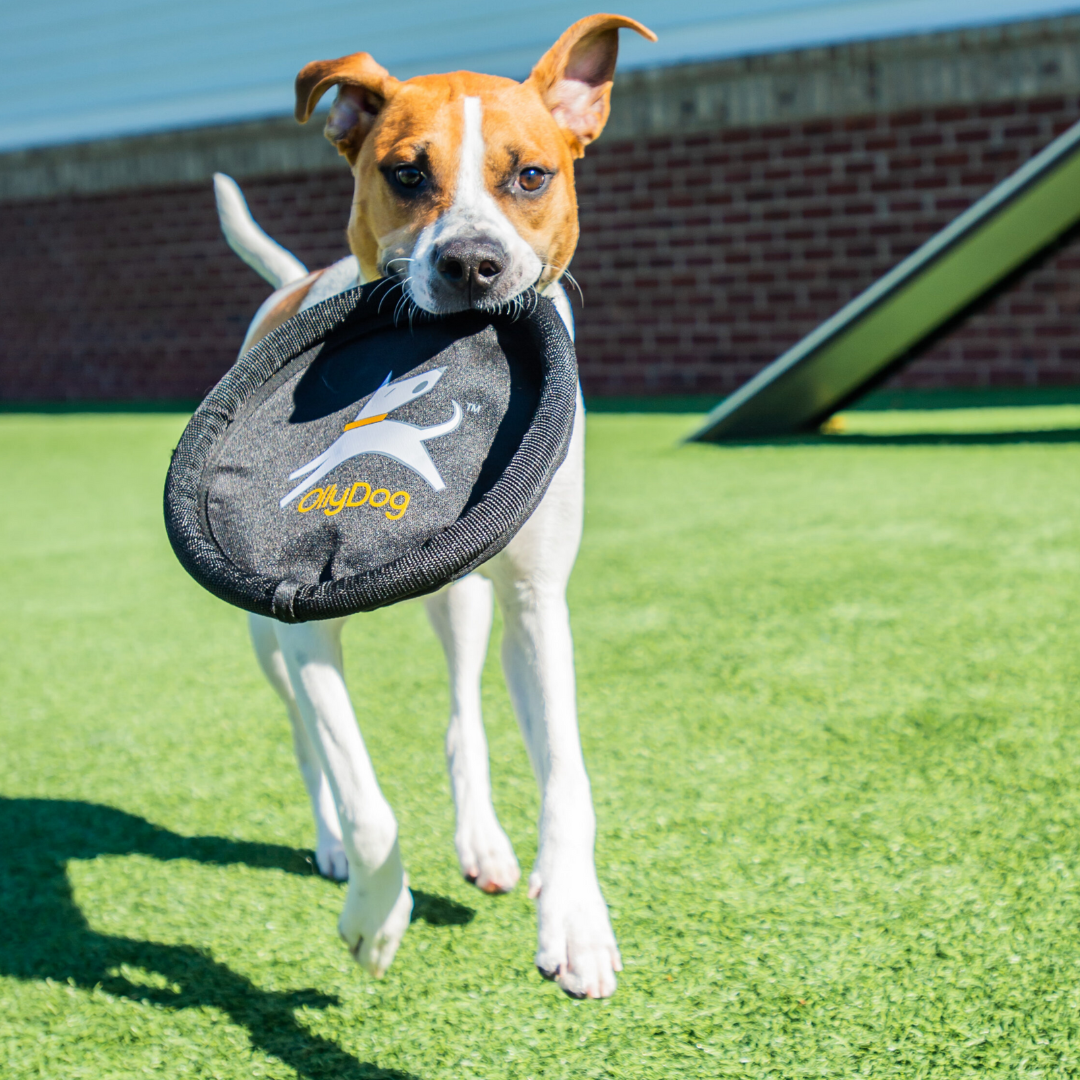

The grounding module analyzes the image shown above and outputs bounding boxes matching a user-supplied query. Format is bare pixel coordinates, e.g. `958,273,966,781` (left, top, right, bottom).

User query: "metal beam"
689,115,1080,441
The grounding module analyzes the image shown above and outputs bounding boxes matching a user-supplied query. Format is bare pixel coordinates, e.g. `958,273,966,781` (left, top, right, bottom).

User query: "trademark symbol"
466,402,482,414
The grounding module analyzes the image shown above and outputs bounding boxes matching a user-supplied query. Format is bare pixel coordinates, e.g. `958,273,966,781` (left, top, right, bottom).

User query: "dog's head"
295,14,655,315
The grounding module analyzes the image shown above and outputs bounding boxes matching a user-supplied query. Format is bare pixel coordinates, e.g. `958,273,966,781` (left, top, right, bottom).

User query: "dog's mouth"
374,264,543,322
379,226,547,320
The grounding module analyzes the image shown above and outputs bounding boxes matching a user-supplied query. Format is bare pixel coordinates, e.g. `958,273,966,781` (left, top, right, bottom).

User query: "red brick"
1028,97,1067,114
1003,123,1042,139
934,106,974,123
979,102,1018,118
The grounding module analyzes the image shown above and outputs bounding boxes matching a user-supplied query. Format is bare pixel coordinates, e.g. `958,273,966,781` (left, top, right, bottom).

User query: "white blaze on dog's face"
294,15,656,314
404,95,545,313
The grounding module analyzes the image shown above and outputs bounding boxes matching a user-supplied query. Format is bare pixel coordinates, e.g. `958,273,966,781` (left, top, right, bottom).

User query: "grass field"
2,405,1080,1079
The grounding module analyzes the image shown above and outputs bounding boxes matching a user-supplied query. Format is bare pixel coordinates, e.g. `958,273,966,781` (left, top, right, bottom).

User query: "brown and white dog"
215,14,654,1000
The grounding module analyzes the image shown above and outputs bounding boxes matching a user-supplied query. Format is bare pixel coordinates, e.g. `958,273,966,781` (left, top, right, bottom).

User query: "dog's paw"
531,866,621,999
337,839,413,978
315,837,349,881
456,813,520,894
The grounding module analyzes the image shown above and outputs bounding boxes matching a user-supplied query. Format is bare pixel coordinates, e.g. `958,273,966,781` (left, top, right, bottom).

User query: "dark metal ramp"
689,117,1080,442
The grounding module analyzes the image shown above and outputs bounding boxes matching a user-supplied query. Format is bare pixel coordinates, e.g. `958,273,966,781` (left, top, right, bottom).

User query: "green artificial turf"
2,408,1080,1078
829,402,1080,437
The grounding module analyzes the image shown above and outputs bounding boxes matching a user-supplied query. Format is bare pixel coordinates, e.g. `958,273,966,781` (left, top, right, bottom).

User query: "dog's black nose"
435,240,505,296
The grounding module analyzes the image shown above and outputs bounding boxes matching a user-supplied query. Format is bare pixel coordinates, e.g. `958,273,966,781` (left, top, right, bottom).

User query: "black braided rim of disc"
164,282,577,622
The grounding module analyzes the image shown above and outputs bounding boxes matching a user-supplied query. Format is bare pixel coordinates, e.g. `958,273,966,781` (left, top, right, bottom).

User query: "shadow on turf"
0,797,480,1079
710,428,1080,447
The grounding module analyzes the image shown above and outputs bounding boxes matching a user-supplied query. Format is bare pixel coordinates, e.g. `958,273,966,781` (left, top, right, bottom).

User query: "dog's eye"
519,168,548,193
393,165,425,189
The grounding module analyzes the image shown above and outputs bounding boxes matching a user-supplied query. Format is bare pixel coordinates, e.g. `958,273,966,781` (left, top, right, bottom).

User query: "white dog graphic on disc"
281,368,462,507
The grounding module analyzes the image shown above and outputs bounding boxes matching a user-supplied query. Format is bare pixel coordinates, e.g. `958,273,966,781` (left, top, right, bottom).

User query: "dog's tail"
213,173,309,288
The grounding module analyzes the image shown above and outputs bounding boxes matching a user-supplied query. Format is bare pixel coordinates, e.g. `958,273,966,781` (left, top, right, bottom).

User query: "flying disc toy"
164,283,578,622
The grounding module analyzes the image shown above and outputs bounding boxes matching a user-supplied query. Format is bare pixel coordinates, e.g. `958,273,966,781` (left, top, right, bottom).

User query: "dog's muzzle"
431,239,509,309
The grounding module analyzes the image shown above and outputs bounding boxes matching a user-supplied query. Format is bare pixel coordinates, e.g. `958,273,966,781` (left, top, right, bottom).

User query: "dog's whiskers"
374,278,406,314
541,263,584,307
371,258,418,315
386,278,429,333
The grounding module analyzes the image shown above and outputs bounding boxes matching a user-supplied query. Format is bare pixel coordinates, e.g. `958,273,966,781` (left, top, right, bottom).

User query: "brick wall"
2,92,1079,402
0,171,353,402
575,93,1080,396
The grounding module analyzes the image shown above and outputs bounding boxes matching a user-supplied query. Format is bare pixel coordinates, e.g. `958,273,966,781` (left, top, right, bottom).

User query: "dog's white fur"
215,99,619,999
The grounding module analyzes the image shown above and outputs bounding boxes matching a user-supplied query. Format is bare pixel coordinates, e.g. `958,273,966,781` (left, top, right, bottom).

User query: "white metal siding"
2,0,1078,151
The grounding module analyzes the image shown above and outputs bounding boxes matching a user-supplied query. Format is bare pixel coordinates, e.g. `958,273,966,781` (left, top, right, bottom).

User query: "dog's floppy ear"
527,14,656,158
295,52,400,163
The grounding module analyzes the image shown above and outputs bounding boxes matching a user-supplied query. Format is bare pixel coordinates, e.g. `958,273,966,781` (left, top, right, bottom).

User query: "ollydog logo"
280,368,462,508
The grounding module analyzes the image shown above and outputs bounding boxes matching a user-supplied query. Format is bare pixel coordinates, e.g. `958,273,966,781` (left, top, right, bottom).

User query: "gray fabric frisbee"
164,282,577,622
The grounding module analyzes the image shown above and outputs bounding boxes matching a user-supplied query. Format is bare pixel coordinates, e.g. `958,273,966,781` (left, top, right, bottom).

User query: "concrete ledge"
0,116,338,203
3,14,1080,202
607,14,1080,140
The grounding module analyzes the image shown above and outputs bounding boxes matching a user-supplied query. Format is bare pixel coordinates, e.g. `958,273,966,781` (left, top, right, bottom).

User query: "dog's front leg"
249,613,348,880
484,405,621,999
274,617,412,977
425,574,521,894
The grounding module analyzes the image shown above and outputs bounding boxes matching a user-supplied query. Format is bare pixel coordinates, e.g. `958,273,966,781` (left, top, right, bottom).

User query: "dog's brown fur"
292,15,655,287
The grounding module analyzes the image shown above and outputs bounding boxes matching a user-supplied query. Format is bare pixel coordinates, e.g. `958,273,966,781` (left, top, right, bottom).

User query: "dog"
214,14,655,1000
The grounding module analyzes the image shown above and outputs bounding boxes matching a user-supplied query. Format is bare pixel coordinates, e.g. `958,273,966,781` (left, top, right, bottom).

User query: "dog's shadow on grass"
0,796,474,1079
